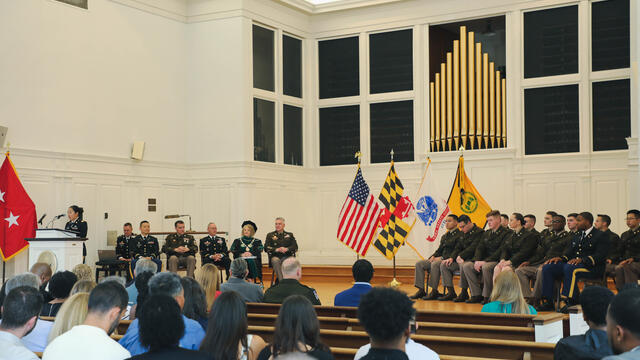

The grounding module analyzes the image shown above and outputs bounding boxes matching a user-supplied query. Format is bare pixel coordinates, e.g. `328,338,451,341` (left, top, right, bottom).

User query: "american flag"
337,167,381,256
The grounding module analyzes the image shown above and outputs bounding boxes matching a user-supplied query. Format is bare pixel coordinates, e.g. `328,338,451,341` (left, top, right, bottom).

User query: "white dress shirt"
354,339,440,360
0,330,39,360
43,325,130,360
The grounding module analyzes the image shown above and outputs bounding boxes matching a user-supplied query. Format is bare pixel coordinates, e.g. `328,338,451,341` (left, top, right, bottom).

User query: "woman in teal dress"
230,220,263,282
481,270,537,315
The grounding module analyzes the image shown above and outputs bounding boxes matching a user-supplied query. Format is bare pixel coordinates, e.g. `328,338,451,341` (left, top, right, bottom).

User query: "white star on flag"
0,189,5,202
5,212,19,228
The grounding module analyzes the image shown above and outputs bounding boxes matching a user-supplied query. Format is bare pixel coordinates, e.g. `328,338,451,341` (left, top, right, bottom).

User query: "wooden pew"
249,325,554,359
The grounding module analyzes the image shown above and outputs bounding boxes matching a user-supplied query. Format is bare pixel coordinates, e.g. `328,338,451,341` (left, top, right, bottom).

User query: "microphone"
164,214,181,219
54,214,65,219
38,213,46,225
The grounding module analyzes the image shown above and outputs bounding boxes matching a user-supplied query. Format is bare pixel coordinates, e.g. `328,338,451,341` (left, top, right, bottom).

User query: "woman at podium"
230,220,263,282
65,205,88,264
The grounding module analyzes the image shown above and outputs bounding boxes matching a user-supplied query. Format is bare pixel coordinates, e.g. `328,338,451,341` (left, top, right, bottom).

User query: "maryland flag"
447,156,492,229
373,161,416,259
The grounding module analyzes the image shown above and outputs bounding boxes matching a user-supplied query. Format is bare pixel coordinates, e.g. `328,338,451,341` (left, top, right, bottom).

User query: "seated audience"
129,271,154,320
604,288,640,359
481,271,537,315
128,295,209,360
355,287,438,360
263,258,320,305
180,277,209,330
30,262,53,302
43,281,130,360
195,263,222,310
200,291,266,360
100,275,126,287
119,272,205,355
73,264,93,282
257,295,332,360
0,286,44,360
41,271,78,317
554,286,614,360
127,259,158,306
334,259,373,307
220,258,264,303
2,273,53,352
71,280,97,296
48,292,90,343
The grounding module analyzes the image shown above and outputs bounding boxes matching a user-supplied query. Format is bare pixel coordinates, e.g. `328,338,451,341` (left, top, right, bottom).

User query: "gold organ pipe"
440,63,446,150
482,53,489,149
495,71,501,148
435,74,441,151
468,31,475,149
502,78,507,147
489,62,495,148
446,52,453,151
476,44,482,149
430,82,435,152
460,27,467,150
453,40,460,150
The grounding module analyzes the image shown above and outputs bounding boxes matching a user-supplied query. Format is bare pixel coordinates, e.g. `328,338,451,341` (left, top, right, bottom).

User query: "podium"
26,229,87,273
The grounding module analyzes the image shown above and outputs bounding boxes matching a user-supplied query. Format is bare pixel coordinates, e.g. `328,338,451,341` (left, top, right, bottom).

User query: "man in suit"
604,288,640,359
614,210,640,291
163,220,198,278
540,212,611,312
199,222,230,279
220,258,263,303
335,259,374,307
131,221,161,273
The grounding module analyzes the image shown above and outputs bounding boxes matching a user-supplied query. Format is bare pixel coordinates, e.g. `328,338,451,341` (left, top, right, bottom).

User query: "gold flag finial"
390,149,394,161
354,151,362,165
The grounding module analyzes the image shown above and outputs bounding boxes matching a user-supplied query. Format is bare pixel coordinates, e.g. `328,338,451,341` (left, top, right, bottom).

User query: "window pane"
283,35,302,98
370,29,413,94
319,37,359,99
253,98,275,162
283,105,303,165
592,0,630,71
524,85,579,155
593,79,630,151
253,25,274,91
319,105,360,166
370,101,414,163
524,6,578,78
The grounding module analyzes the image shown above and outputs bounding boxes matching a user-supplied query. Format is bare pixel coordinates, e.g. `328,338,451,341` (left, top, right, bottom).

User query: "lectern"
26,229,87,272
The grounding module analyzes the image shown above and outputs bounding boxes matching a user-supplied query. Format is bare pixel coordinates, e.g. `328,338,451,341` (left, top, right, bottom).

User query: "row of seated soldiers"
113,218,297,281
412,209,640,312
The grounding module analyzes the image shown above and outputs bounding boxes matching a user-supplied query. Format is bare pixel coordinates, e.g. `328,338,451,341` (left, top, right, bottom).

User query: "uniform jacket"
263,278,321,305
264,231,298,258
620,227,640,261
132,235,160,259
431,228,463,260
561,228,610,276
528,229,572,266
116,234,136,259
65,219,88,238
473,226,511,262
454,225,484,261
499,228,539,267
199,235,229,263
604,229,622,263
163,233,198,257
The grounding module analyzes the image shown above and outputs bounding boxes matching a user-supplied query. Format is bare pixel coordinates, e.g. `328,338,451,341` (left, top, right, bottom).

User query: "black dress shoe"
453,290,469,303
481,297,490,305
409,289,427,299
465,295,483,304
423,291,442,300
438,291,457,301
535,300,555,312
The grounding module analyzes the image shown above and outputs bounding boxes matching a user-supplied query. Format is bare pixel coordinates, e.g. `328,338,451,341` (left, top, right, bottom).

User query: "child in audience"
482,271,537,315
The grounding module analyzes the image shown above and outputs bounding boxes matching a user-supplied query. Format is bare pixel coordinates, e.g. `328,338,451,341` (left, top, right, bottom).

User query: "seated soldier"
614,210,640,291
448,215,484,302
264,217,298,284
492,213,539,282
131,221,161,274
163,220,198,278
199,222,230,280
116,222,136,280
263,258,320,305
595,214,622,279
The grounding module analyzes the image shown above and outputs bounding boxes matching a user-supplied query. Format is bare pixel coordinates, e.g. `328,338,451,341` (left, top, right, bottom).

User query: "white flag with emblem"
406,159,450,260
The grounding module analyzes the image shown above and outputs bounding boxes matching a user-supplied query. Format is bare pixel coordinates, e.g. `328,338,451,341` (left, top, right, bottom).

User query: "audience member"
356,287,438,360
603,288,640,359
263,258,320,305
0,286,44,360
119,272,205,355
71,280,97,295
41,271,78,317
554,286,614,360
200,291,266,360
130,271,154,320
30,262,53,302
334,259,373,307
195,263,222,310
48,292,90,343
43,281,130,360
220,258,264,303
72,264,93,282
127,259,158,306
101,275,127,287
129,295,209,360
180,277,209,330
258,295,332,360
482,271,536,315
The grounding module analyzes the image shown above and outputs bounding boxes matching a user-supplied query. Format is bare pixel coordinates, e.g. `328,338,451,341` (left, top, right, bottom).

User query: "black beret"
242,220,257,232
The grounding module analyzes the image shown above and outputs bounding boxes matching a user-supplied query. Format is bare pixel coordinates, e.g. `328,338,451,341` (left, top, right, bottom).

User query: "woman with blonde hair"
196,263,222,310
482,270,537,315
70,279,96,295
230,220,263,282
72,264,93,282
47,292,90,343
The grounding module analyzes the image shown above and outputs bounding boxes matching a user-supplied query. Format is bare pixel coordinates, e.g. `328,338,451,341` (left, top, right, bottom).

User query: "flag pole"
355,151,362,261
388,149,401,288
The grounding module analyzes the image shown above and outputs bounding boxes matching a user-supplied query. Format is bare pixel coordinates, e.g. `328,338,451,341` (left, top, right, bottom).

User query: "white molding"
276,0,406,14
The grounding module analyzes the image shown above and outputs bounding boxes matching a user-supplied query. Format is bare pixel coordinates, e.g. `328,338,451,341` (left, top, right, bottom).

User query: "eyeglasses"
551,220,562,223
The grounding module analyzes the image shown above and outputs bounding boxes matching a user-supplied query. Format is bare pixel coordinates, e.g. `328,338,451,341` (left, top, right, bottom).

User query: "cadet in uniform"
410,214,463,300
614,209,640,290
516,214,571,304
163,220,198,278
264,217,298,283
595,214,622,278
492,213,539,282
132,220,161,273
540,212,611,312
567,213,579,235
65,205,88,263
115,222,136,280
448,215,484,302
200,222,230,279
523,214,539,235
539,211,558,244
263,257,320,305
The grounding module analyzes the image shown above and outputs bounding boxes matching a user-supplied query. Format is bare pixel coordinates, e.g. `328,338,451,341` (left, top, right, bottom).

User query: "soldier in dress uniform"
539,211,558,243
515,214,572,306
115,222,136,280
132,220,162,273
163,220,198,278
595,214,622,278
539,212,611,312
500,214,509,229
65,205,88,263
448,215,484,302
523,214,539,235
567,213,579,235
410,214,463,301
263,257,320,305
492,213,540,282
614,210,640,290
264,217,298,283
200,222,230,279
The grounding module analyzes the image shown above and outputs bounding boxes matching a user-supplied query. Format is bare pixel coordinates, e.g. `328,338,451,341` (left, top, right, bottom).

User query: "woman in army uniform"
65,205,88,264
230,220,264,282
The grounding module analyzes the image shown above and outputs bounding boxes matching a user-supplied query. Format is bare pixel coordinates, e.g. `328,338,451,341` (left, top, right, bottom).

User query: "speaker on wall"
131,141,145,160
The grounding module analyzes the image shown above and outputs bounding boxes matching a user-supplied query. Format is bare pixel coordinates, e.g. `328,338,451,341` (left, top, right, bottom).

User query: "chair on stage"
95,250,130,282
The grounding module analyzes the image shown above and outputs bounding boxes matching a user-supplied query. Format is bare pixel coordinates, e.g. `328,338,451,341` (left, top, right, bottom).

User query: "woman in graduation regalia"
230,220,263,282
